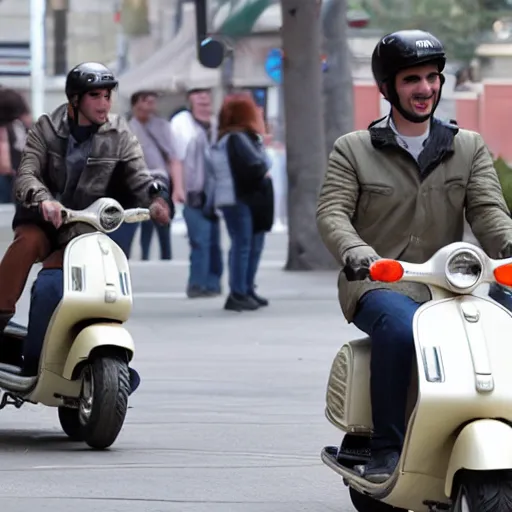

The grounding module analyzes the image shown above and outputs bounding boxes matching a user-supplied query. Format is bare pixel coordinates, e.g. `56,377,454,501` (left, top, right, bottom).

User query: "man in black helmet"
317,30,512,482
0,62,170,356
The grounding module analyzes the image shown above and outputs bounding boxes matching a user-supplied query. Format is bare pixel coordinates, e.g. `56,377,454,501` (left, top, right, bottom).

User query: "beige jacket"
316,117,512,322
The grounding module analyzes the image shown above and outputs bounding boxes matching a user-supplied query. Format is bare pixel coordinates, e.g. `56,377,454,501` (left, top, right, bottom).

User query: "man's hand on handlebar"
342,246,380,281
40,200,64,229
149,197,170,226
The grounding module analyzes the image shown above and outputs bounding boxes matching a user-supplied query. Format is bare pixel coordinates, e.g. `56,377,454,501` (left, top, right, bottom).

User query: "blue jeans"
140,220,172,260
182,205,223,292
23,268,140,393
109,222,138,259
353,289,422,453
221,202,265,296
0,175,13,203
489,283,512,310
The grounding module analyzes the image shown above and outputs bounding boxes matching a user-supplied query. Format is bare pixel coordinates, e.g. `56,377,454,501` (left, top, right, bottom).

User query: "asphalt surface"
0,213,361,512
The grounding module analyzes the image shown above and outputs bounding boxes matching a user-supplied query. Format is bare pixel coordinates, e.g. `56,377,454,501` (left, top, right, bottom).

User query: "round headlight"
99,205,124,232
445,250,483,290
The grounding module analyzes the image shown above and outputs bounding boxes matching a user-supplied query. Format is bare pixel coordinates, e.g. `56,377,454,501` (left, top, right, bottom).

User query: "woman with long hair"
216,93,274,312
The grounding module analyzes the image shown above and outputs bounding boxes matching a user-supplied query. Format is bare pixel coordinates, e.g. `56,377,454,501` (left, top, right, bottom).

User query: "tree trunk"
281,0,338,270
322,0,354,155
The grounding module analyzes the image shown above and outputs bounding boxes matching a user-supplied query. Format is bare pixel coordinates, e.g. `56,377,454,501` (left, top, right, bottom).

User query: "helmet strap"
386,73,445,124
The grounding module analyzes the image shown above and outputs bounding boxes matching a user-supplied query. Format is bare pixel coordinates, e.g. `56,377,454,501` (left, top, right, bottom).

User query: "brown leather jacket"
14,103,159,245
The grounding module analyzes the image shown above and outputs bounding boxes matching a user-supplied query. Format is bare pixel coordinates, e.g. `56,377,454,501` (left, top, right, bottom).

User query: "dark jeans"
182,205,223,292
140,220,171,260
489,283,512,310
109,222,138,259
221,202,265,296
0,175,13,203
23,268,140,393
352,284,512,455
352,289,422,453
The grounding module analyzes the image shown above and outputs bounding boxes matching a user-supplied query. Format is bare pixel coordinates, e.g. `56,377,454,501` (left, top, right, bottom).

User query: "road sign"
265,48,329,84
0,42,31,76
265,48,282,84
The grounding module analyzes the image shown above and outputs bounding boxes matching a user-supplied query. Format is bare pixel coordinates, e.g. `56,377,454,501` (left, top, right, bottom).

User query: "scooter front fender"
62,323,135,380
445,419,512,497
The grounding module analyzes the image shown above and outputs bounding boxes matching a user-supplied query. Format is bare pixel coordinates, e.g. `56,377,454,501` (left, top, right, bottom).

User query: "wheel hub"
78,365,94,424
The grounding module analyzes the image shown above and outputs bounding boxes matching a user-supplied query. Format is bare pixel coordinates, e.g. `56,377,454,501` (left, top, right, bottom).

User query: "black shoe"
0,340,23,367
188,285,215,298
249,291,268,307
224,293,260,312
129,368,141,395
353,450,399,483
204,288,222,297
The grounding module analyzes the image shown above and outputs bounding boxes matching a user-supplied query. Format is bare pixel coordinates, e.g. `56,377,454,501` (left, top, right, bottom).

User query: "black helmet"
65,62,118,102
372,30,446,123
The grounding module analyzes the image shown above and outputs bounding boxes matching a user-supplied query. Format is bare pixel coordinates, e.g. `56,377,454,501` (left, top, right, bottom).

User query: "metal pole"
30,0,46,119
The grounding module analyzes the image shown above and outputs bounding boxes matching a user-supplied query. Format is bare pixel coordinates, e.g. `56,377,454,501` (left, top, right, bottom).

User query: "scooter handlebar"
348,243,512,293
123,207,151,223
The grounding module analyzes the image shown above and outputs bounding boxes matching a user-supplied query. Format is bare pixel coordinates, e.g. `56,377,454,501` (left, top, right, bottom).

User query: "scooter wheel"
349,487,407,511
58,406,84,441
452,470,512,511
78,354,131,450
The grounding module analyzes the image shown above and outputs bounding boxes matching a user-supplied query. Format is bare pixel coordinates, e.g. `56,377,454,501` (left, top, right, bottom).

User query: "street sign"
265,47,329,84
265,48,282,84
0,42,31,76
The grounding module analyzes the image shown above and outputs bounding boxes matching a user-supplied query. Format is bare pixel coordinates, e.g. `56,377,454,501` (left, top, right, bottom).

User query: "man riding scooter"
0,62,170,381
316,30,512,483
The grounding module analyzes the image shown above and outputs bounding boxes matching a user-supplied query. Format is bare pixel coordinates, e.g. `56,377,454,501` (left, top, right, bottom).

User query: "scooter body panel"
21,233,134,405
444,419,512,496
323,292,512,510
62,323,134,380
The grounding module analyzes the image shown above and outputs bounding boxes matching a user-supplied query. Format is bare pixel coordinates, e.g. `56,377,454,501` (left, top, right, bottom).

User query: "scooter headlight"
445,249,483,290
99,205,124,232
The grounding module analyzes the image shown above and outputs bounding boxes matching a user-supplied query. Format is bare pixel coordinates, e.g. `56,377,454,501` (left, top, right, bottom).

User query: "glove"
149,198,170,226
342,246,380,281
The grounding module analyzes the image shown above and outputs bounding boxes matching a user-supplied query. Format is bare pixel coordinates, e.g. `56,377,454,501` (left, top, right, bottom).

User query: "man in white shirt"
169,87,223,298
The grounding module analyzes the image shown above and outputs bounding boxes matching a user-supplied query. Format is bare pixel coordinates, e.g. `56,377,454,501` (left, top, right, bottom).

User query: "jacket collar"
368,115,459,179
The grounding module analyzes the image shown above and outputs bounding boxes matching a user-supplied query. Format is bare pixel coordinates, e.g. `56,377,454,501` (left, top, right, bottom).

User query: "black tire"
57,406,84,441
452,470,512,511
350,487,408,511
78,355,130,450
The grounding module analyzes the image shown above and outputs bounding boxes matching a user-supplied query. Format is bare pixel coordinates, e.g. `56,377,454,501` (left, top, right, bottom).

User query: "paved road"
0,219,361,512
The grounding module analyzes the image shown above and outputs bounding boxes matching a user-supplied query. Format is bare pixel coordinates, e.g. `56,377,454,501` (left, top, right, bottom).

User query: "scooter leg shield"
445,419,512,497
62,324,135,380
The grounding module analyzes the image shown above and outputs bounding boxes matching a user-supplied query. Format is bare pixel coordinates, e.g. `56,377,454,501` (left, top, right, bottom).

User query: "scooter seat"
3,321,27,339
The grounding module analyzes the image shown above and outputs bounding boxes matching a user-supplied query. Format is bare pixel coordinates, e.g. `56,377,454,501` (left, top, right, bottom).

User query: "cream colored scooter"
0,198,150,450
321,242,512,511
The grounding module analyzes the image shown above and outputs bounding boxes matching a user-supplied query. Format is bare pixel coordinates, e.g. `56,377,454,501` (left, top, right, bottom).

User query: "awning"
117,3,221,98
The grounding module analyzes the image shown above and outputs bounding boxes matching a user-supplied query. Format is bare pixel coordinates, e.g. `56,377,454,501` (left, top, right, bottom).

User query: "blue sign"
265,48,282,84
265,48,328,84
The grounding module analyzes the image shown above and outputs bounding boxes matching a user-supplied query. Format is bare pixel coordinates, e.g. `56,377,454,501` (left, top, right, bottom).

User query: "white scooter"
321,242,512,511
0,198,149,450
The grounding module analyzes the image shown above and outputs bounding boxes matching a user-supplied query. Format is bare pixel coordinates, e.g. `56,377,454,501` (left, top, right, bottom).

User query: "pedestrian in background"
170,87,223,298
214,93,274,312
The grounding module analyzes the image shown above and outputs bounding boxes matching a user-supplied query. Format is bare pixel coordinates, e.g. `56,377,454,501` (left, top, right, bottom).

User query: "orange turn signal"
494,264,512,286
369,259,404,283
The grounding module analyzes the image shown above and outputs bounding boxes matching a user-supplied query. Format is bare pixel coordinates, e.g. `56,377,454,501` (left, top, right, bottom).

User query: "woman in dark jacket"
217,93,274,312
